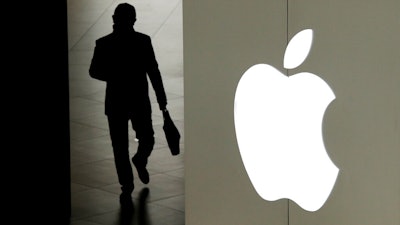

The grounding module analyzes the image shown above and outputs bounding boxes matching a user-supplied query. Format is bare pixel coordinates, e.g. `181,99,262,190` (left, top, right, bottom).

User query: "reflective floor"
68,0,184,224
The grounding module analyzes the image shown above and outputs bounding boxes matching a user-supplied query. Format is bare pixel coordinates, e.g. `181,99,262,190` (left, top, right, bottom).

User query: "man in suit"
89,3,168,204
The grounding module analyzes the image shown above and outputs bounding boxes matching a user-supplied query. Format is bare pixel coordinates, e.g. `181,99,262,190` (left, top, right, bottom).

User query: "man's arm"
89,40,108,81
145,38,167,110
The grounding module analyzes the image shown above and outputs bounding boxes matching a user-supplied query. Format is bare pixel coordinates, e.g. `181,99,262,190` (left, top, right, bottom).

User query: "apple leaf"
284,29,313,70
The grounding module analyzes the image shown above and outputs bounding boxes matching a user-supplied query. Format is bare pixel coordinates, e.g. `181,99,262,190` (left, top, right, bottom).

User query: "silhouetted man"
89,3,168,203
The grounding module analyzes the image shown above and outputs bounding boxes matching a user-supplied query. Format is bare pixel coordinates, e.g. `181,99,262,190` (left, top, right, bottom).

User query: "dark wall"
4,1,70,224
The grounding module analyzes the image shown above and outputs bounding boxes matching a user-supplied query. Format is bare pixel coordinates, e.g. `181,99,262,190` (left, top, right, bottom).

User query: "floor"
67,0,184,224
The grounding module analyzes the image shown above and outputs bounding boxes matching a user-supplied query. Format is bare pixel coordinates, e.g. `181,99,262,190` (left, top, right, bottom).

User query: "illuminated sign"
234,29,339,212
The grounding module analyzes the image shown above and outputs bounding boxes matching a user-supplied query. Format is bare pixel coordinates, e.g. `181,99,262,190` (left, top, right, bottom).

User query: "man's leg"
107,115,134,196
130,113,154,184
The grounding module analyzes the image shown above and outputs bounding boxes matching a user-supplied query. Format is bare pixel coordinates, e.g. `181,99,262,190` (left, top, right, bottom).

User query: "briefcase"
163,110,181,155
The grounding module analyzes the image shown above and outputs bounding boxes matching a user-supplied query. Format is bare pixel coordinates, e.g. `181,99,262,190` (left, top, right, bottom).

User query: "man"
89,3,168,203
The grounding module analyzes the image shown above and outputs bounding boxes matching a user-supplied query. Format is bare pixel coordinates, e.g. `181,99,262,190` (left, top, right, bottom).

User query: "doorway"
68,0,184,223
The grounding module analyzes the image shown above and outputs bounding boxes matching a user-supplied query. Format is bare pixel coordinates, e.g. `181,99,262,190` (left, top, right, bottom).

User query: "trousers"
107,112,155,193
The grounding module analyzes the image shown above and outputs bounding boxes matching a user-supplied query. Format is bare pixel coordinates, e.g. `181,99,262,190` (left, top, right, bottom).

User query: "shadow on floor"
119,187,151,225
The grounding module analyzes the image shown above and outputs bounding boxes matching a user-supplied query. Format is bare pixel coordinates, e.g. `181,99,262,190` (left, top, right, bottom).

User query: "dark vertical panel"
4,0,70,224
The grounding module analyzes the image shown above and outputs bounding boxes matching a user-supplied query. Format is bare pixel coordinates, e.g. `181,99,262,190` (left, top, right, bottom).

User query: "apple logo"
234,29,339,212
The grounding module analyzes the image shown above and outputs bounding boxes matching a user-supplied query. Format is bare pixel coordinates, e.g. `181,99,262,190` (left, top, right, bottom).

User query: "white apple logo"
234,29,339,212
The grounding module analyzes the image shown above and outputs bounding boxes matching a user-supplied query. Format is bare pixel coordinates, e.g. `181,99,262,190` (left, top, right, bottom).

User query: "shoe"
121,184,134,194
132,156,149,184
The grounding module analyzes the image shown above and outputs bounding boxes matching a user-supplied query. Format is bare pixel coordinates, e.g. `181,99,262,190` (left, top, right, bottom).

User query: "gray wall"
184,0,400,224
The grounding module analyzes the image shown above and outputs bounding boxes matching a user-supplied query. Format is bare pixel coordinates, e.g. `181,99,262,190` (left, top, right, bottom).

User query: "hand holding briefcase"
162,109,181,156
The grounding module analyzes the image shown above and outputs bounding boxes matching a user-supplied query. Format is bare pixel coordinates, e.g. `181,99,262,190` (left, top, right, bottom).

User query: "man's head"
112,3,136,26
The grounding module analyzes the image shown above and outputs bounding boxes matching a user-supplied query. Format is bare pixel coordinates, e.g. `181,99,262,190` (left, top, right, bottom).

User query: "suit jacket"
89,28,167,116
